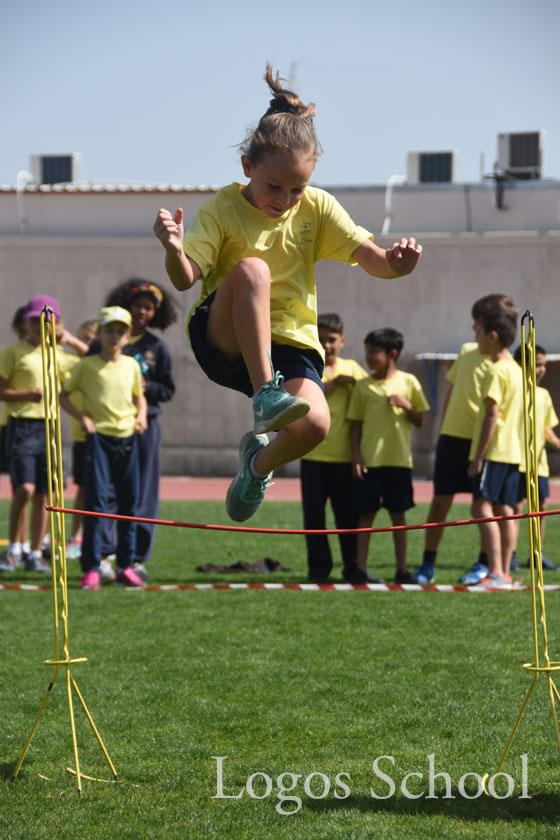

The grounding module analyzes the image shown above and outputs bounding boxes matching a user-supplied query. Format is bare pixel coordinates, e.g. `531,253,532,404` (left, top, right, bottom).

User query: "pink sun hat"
24,294,61,321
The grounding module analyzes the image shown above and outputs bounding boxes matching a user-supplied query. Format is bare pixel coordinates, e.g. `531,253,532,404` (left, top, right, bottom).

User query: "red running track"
2,475,560,503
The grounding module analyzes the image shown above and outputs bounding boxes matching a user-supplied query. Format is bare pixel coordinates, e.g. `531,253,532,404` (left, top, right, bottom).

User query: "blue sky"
2,0,559,187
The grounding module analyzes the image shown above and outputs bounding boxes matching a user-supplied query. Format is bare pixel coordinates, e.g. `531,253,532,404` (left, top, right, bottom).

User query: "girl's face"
98,322,130,354
24,317,43,346
130,294,157,334
241,149,315,219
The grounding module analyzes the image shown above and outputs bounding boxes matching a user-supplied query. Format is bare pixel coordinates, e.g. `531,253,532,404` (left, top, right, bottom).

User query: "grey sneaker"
0,549,23,572
226,432,271,522
132,562,150,582
25,553,51,573
253,369,310,434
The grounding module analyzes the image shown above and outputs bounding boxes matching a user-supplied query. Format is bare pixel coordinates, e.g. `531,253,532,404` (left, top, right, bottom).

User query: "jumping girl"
154,65,422,522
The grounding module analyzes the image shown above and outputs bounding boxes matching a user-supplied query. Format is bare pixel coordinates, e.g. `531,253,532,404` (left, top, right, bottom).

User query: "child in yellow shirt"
348,328,429,583
300,313,368,583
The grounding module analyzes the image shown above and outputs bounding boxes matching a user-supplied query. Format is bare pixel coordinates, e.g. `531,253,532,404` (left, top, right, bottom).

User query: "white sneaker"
99,558,116,583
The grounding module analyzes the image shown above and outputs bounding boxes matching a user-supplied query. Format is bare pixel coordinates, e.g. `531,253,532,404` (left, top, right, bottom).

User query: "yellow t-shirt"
347,371,430,468
63,354,142,438
469,356,523,464
0,340,78,419
303,357,369,463
440,342,492,439
69,390,86,444
519,385,559,477
183,184,372,360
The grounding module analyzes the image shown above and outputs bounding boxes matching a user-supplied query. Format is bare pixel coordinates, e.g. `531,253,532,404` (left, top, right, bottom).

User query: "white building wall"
1,182,559,476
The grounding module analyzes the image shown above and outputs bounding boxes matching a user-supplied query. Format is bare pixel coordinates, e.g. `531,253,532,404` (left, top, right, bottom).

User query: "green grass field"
2,499,560,839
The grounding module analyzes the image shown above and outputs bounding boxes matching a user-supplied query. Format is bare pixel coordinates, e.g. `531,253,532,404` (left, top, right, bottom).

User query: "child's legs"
254,378,330,475
329,463,359,572
512,499,523,558
135,416,160,563
81,435,112,572
300,459,332,581
389,511,407,571
424,494,454,552
493,503,515,574
71,441,87,541
206,258,272,391
112,436,140,570
356,512,376,572
72,485,85,540
540,497,548,543
471,496,500,574
30,493,48,552
9,483,34,544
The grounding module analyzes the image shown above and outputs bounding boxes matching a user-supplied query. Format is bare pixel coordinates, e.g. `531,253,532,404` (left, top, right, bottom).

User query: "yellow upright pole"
11,306,118,793
495,312,560,774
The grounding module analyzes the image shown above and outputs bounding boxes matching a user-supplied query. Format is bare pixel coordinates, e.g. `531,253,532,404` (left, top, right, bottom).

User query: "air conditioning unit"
29,153,83,185
497,131,545,179
406,150,459,184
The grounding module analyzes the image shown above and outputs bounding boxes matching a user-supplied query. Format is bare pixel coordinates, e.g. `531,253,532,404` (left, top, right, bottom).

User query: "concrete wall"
1,179,560,236
1,230,559,477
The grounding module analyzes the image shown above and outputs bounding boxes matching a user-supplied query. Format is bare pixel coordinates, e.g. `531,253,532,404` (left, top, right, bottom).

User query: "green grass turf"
2,499,560,839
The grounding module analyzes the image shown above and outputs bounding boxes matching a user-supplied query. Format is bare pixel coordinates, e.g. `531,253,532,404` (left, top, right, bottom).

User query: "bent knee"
231,257,271,284
298,411,330,450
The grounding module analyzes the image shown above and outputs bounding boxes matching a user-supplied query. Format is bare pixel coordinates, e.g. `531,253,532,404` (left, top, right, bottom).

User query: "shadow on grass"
0,760,20,781
305,789,560,822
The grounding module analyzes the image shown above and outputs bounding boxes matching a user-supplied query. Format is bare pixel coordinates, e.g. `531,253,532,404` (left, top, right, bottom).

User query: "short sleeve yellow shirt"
347,371,430,468
519,386,559,477
440,342,492,439
303,357,369,463
63,354,142,438
183,184,372,360
0,340,78,419
469,356,523,464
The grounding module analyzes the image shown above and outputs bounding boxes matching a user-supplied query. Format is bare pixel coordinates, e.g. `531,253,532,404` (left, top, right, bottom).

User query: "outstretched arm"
352,237,422,279
153,207,201,291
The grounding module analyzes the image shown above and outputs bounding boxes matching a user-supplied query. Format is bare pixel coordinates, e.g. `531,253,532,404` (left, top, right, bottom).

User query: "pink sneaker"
80,569,101,590
114,566,147,588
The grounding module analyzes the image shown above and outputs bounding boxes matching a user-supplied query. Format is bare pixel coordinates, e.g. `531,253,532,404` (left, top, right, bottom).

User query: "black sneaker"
395,569,413,584
510,552,520,572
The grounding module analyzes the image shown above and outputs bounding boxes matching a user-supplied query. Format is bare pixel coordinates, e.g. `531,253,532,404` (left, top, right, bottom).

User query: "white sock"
29,550,42,560
8,542,22,557
22,541,30,554
249,452,269,480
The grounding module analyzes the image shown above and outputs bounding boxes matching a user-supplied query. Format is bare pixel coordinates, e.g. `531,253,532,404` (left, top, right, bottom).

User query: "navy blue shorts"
516,472,549,504
7,417,48,493
352,467,414,515
0,424,8,473
433,434,473,495
473,461,520,507
72,441,86,486
188,291,324,397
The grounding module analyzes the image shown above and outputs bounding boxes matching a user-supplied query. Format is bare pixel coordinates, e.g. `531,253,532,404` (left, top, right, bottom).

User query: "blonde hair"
239,64,322,164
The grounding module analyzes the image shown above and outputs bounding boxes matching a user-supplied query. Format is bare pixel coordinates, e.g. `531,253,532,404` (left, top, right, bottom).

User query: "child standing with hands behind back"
60,307,148,590
154,65,422,523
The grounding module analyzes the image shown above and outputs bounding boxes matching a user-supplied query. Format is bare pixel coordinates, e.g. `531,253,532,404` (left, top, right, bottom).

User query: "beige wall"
1,232,559,477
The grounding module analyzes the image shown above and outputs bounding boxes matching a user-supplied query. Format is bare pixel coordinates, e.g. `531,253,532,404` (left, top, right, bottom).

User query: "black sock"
478,551,488,565
423,550,437,566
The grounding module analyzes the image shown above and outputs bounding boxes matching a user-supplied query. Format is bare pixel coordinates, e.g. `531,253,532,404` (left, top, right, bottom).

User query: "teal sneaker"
253,369,310,434
226,432,271,522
